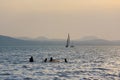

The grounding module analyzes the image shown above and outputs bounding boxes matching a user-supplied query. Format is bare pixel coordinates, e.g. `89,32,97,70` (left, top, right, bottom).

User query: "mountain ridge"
0,35,120,46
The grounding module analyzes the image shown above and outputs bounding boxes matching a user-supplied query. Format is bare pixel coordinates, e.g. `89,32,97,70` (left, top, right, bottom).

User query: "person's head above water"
29,56,34,62
49,57,53,62
44,58,47,62
64,58,67,63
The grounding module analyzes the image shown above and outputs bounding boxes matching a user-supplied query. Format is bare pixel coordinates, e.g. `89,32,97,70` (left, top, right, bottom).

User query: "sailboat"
65,34,74,48
65,34,70,48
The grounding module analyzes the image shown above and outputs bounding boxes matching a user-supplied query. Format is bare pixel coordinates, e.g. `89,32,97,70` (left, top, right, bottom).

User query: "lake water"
0,46,120,80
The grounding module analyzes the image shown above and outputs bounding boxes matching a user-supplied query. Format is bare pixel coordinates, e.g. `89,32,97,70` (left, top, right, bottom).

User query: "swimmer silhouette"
44,58,47,62
49,57,53,62
49,57,60,62
65,58,68,63
29,56,34,62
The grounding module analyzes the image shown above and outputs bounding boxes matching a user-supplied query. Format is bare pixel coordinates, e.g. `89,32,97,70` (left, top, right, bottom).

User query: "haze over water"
0,0,120,40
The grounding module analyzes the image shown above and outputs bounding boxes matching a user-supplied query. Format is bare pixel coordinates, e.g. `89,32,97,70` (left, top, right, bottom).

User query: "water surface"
0,46,120,80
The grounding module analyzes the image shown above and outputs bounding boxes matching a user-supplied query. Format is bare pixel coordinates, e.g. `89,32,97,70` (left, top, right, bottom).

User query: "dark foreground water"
0,46,120,80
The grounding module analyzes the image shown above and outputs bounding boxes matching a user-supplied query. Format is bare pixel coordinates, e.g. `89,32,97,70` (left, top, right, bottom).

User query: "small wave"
23,77,35,80
33,72,44,76
80,77,101,80
92,68,110,71
22,65,28,68
53,77,61,80
80,78,92,80
0,73,11,75
93,60,104,63
103,73,118,77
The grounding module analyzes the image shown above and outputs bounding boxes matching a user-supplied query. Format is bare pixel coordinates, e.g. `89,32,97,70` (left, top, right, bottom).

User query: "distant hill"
0,35,64,46
76,36,119,46
17,36,49,41
76,39,111,46
35,36,49,41
1,35,120,46
16,37,33,40
80,36,100,41
0,35,44,46
76,39,120,46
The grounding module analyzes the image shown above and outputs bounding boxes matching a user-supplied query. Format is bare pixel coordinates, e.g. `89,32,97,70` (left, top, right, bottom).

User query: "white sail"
66,34,70,48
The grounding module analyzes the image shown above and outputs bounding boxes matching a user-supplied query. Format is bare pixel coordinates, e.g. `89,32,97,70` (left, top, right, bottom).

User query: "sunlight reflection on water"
0,46,120,80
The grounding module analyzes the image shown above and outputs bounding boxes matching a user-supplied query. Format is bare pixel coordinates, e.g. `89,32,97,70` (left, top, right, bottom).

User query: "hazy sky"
0,0,120,40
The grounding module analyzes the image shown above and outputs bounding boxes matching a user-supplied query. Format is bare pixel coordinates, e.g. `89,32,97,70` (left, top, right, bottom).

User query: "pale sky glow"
0,0,120,40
